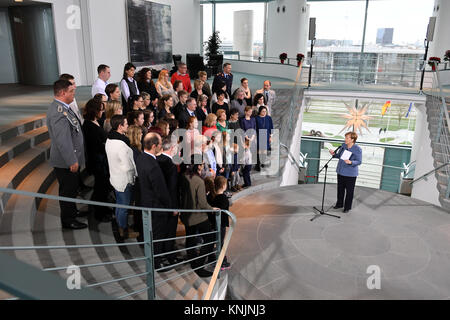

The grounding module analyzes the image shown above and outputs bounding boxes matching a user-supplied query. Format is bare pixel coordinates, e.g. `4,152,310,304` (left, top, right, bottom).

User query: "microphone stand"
311,148,341,222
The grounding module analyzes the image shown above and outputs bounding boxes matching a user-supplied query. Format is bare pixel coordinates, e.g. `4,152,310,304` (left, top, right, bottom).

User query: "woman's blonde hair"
126,125,143,150
105,100,123,119
157,69,170,88
194,79,203,90
205,113,217,127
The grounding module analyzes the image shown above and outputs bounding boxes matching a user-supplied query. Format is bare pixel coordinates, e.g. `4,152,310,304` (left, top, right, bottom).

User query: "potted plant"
444,50,450,69
279,52,288,64
428,57,441,71
204,31,222,75
296,53,305,67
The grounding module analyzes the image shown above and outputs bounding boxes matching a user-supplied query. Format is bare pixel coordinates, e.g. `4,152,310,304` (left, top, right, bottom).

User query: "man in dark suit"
173,90,188,120
177,97,198,130
135,132,172,271
47,80,87,230
157,137,182,265
212,63,233,97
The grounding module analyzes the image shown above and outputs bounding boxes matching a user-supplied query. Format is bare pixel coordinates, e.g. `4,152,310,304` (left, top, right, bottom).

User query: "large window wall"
309,0,434,87
201,1,434,87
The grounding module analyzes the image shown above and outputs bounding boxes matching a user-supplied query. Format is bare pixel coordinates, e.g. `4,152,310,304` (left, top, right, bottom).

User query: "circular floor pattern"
227,184,450,300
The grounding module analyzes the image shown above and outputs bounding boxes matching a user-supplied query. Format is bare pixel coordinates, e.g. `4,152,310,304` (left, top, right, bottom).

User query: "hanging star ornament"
339,102,372,135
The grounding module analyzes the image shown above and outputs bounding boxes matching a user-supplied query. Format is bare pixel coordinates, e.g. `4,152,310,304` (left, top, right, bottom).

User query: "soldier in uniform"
212,63,233,97
47,80,87,230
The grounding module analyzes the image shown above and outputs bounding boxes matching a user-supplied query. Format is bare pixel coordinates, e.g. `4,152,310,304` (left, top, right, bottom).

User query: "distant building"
376,28,394,45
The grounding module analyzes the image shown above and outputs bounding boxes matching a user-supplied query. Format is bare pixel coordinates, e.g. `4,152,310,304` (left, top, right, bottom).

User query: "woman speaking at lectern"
329,131,362,213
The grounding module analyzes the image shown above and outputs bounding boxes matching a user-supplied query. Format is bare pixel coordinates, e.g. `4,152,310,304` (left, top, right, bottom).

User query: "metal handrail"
0,252,111,300
424,64,450,199
301,136,413,151
409,162,450,186
0,187,237,300
305,157,406,171
434,66,450,134
280,142,305,172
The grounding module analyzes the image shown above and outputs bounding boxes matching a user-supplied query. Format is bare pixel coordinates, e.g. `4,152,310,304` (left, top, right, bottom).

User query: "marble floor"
0,84,92,126
227,184,450,300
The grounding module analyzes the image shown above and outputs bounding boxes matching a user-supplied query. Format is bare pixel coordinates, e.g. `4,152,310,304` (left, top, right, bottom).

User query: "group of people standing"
46,61,278,277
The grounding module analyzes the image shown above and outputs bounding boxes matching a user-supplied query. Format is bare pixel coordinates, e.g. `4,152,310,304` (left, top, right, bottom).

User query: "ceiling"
0,0,47,8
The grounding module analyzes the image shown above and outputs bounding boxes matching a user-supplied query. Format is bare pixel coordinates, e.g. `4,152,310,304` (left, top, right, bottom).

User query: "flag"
381,101,391,116
405,102,413,118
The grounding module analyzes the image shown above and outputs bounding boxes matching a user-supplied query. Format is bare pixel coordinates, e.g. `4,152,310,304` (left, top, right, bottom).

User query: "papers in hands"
340,150,352,161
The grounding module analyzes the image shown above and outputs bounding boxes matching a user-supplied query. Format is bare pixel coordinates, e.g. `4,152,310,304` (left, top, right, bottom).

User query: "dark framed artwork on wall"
126,0,173,66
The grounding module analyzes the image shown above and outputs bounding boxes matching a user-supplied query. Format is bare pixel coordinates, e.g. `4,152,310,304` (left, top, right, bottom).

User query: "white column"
233,10,254,57
429,0,450,59
266,0,309,59
410,104,441,207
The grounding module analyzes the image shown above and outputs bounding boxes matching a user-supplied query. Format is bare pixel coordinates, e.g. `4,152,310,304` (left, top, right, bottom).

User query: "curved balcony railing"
0,187,236,300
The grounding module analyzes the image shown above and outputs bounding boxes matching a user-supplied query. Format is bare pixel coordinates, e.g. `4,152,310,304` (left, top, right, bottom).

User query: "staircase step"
437,181,449,195
31,183,130,298
433,154,449,165
0,162,56,273
89,216,150,300
0,114,46,146
0,140,51,219
439,196,450,211
33,182,91,290
436,171,450,185
0,126,49,169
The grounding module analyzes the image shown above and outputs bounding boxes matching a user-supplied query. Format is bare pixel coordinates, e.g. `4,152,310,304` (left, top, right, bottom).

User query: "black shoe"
343,209,351,213
62,221,88,230
76,210,89,218
224,191,233,198
167,257,183,265
194,268,213,278
155,260,173,273
333,205,343,209
221,261,231,270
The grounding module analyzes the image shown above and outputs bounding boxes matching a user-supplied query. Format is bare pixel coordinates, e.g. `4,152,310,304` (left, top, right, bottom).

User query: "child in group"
230,143,242,192
242,139,252,188
209,176,231,270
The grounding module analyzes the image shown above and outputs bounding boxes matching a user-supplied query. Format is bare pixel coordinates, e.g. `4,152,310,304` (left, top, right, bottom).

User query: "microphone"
333,145,342,154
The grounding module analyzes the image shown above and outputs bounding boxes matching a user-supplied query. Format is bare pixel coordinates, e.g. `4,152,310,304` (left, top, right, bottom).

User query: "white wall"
281,97,304,187
0,8,17,84
86,0,201,85
266,0,309,58
410,104,441,206
39,0,200,86
429,0,450,59
86,0,128,85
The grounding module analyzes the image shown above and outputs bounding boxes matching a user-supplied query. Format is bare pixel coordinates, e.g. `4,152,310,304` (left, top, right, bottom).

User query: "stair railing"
0,187,236,300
